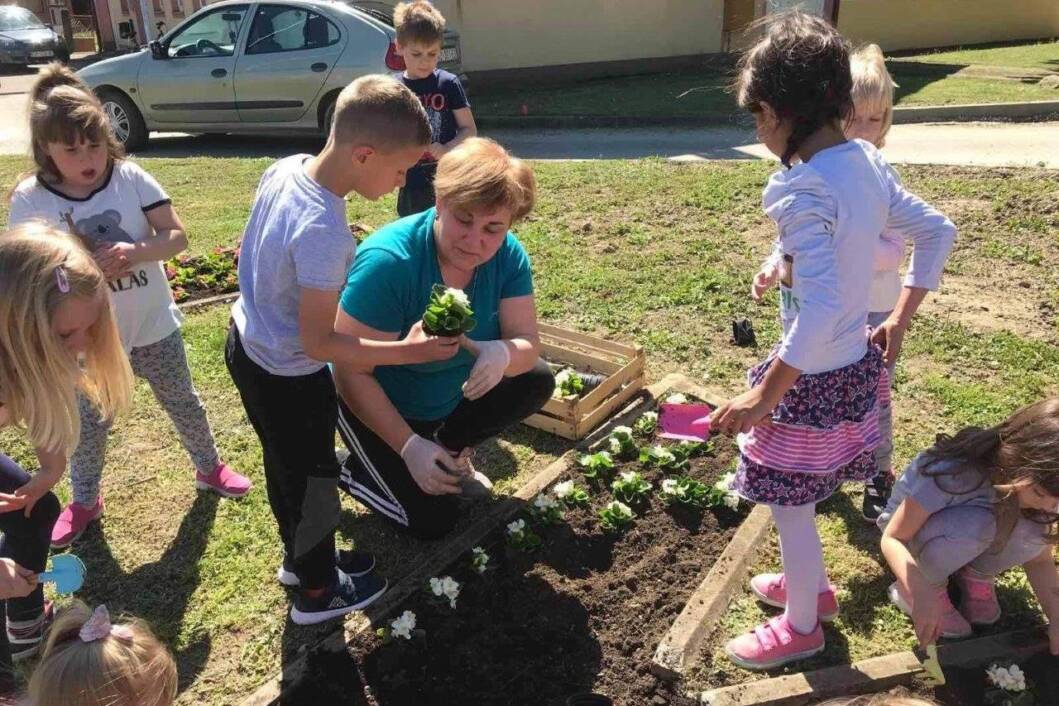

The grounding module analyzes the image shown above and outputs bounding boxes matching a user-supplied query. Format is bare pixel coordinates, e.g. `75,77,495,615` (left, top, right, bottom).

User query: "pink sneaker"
196,463,252,499
955,567,1001,626
749,573,840,622
725,614,825,670
888,581,973,638
50,497,104,549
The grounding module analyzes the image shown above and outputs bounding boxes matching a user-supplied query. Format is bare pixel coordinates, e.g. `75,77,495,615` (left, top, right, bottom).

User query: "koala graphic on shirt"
74,210,135,245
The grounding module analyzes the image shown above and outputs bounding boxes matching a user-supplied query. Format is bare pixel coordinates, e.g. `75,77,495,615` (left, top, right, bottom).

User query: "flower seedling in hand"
606,426,638,461
578,450,616,484
599,501,634,533
428,576,461,609
639,444,679,471
554,368,585,399
507,518,542,552
422,284,476,337
634,411,658,437
611,471,651,506
531,492,564,525
470,546,490,575
553,479,590,507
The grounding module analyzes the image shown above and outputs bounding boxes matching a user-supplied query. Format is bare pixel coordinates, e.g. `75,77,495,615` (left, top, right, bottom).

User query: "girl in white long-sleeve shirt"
710,12,957,671
753,44,913,524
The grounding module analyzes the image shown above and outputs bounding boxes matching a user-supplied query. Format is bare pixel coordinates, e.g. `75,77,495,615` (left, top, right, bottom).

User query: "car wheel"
99,90,148,151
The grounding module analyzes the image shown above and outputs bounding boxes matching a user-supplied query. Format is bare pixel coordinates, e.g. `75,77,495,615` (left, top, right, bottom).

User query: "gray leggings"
892,505,1049,586
71,329,219,505
867,310,896,477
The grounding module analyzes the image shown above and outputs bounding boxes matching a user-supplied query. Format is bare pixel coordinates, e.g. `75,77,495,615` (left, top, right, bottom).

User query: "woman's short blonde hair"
29,602,177,706
850,43,897,146
0,222,132,453
434,137,536,223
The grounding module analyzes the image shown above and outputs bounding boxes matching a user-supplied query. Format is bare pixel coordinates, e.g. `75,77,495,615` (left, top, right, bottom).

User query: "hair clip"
55,265,70,293
79,605,134,643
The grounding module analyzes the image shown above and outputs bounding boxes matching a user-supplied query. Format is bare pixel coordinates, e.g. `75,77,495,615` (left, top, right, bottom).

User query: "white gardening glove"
461,339,511,401
400,434,463,495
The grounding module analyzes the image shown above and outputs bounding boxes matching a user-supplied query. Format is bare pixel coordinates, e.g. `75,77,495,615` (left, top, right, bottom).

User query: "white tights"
771,502,830,635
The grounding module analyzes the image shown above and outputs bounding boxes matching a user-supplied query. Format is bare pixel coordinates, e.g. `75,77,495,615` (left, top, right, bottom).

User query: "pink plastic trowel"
659,403,712,442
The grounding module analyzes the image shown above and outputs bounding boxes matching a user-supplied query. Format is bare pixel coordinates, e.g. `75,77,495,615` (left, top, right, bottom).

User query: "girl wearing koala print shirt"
7,64,252,553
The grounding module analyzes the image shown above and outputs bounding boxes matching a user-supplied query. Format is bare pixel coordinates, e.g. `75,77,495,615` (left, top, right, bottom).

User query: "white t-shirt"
8,161,183,352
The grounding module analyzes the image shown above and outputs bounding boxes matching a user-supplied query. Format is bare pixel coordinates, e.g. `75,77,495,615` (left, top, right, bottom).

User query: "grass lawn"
1,154,1057,702
473,40,1059,120
892,39,1059,72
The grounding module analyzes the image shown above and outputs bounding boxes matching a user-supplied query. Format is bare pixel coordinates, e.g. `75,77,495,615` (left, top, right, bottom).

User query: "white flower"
553,480,575,499
507,519,525,535
666,393,688,404
445,287,469,307
620,470,638,483
429,576,460,608
533,493,558,511
723,492,740,510
471,546,489,573
987,664,1027,692
642,412,658,423
716,472,736,491
605,501,633,519
661,479,678,494
608,437,622,455
612,425,633,439
390,610,416,640
555,369,573,385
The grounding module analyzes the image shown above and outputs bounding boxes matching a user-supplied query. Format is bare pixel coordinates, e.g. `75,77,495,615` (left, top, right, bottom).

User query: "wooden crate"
523,323,646,440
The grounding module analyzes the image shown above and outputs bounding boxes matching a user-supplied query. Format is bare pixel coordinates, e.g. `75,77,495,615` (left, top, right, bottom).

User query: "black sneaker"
7,600,53,662
277,549,377,587
862,470,894,524
290,570,388,626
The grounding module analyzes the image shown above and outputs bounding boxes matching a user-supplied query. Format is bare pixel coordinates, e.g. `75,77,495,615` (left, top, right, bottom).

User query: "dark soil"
304,424,743,706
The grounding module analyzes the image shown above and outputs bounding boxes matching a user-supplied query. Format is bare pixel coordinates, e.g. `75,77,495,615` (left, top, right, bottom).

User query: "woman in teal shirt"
334,138,553,538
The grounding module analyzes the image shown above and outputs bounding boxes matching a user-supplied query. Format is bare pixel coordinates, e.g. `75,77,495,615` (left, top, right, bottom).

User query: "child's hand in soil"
911,584,944,648
402,320,461,363
709,387,775,436
751,263,779,301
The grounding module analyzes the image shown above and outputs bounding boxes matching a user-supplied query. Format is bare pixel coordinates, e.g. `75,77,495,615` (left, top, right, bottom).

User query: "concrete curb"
478,100,1059,131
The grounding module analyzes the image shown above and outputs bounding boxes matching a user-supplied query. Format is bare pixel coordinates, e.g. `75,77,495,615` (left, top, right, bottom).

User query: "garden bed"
289,387,744,705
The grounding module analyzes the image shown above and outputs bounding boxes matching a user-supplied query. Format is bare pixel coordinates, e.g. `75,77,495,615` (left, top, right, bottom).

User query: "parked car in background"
0,5,70,68
77,0,466,151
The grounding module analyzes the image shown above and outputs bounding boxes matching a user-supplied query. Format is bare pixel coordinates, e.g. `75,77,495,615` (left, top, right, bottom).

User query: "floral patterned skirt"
732,345,887,507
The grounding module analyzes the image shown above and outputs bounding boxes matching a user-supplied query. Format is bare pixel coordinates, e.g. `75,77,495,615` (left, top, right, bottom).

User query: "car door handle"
310,62,327,72
211,68,228,78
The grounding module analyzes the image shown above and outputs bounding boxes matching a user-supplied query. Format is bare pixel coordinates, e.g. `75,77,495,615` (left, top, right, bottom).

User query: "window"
245,5,339,55
171,0,184,16
119,0,130,14
165,5,248,57
152,0,164,13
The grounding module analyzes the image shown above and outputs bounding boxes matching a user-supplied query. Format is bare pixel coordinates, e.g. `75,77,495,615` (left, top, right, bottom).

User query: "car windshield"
0,7,46,31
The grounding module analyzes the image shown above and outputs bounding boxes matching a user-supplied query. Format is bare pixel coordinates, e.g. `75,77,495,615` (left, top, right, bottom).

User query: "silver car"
77,0,464,150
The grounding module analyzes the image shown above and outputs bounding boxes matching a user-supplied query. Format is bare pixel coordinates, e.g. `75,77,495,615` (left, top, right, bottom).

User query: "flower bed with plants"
927,655,1059,706
165,247,239,304
328,394,747,705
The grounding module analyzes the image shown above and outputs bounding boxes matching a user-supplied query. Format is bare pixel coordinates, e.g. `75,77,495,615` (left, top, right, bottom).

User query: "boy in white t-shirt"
8,65,252,567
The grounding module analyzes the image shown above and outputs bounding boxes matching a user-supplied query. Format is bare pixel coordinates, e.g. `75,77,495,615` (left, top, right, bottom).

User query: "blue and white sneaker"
290,570,387,626
277,549,376,587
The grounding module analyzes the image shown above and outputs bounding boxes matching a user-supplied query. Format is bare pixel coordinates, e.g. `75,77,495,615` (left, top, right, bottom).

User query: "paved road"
3,66,1058,167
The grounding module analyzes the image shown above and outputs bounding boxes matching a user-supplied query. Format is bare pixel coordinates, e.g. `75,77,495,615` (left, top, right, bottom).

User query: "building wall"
105,0,208,47
838,0,1059,51
431,0,726,73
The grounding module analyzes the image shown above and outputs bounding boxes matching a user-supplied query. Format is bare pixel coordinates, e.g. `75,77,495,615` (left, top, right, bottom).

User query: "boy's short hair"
331,74,431,151
850,43,897,145
434,137,536,223
394,1,445,46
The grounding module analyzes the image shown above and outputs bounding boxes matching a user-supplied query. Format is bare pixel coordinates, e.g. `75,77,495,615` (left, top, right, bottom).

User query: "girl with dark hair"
709,11,956,670
879,398,1059,654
